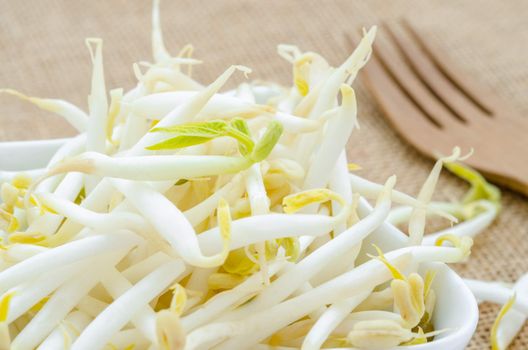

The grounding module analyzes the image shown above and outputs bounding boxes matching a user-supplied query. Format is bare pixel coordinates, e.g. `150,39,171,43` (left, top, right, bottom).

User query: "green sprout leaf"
151,120,227,136
147,120,228,150
146,135,218,150
147,119,282,166
229,118,251,137
147,119,257,156
226,119,254,157
250,121,283,162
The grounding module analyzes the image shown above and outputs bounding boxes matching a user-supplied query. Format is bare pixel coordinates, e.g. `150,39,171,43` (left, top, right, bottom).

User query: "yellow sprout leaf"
294,77,309,97
11,174,32,189
8,232,46,245
347,163,362,171
222,247,259,276
435,234,473,258
444,162,501,220
283,188,344,214
169,284,187,316
7,216,19,234
368,244,405,280
277,237,300,262
222,240,286,276
491,293,516,350
0,292,14,323
445,162,500,205
293,55,312,96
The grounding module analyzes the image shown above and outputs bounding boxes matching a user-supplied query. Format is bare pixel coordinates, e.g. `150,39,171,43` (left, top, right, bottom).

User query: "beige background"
1,0,527,348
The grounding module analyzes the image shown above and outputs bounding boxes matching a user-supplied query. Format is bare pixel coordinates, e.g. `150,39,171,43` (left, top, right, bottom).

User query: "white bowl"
0,138,479,350
0,138,68,171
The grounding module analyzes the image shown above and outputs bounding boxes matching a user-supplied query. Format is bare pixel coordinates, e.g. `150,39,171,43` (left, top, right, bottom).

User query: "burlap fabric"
1,0,527,348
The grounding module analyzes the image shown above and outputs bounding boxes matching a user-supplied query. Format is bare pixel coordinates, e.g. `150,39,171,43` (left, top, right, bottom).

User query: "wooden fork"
346,21,528,196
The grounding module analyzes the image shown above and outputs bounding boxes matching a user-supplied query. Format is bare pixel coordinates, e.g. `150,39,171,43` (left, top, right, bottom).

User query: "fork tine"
385,21,491,124
371,26,462,129
400,19,497,116
345,33,447,158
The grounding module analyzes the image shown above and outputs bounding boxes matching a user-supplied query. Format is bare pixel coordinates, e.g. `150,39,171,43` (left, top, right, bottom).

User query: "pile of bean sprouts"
0,1,525,349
